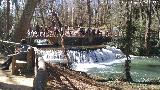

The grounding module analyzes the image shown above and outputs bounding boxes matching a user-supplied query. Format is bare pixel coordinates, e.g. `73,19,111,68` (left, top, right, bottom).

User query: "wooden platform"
26,36,112,46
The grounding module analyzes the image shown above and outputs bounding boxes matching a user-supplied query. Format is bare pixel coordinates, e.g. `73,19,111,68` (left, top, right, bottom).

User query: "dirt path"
0,55,34,90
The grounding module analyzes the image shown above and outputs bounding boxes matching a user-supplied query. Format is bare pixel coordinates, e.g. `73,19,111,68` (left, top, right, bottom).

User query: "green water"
86,57,160,82
131,57,160,82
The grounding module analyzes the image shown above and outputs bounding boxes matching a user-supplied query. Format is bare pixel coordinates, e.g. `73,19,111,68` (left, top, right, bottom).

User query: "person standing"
1,39,31,70
36,23,40,37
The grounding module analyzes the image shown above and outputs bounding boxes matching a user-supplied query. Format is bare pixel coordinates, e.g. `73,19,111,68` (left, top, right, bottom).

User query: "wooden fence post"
27,47,35,73
12,55,17,75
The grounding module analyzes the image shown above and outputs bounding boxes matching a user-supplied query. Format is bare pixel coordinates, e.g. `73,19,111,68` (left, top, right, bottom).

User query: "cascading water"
37,46,125,72
67,46,125,72
36,46,160,82
38,49,66,63
67,47,125,63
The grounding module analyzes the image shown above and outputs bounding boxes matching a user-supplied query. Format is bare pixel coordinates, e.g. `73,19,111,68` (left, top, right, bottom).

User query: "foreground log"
33,57,47,90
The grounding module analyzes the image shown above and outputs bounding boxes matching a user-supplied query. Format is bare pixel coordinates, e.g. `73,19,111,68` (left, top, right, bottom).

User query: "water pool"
72,56,160,82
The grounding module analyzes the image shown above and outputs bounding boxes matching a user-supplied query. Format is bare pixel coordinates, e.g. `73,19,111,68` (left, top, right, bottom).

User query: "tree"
87,0,91,28
153,0,160,46
139,0,143,50
144,0,152,56
6,0,10,36
124,0,133,82
14,0,41,42
0,8,5,39
39,0,46,27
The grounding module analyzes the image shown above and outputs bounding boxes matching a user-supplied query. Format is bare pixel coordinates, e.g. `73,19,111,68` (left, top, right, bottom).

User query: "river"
72,56,160,82
38,45,160,82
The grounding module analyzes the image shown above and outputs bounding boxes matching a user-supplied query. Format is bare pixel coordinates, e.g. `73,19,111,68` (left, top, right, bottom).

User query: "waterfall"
37,46,125,68
67,46,125,71
67,46,125,64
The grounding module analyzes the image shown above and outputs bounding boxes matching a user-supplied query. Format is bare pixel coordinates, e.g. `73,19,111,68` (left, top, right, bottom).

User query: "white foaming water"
68,46,125,72
67,46,125,63
37,46,125,71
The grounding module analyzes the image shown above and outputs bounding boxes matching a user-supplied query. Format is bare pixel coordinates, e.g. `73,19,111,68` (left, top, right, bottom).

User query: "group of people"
28,24,67,37
78,28,102,36
28,23,104,38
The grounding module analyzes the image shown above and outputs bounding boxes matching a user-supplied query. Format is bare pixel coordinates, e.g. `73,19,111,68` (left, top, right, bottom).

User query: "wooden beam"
33,57,47,90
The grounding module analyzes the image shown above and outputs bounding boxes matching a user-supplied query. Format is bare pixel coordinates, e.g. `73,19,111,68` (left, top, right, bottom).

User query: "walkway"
0,54,33,90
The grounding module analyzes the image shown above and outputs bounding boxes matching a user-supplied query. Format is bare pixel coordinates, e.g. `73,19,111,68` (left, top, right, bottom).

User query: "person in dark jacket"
1,39,30,70
36,24,40,37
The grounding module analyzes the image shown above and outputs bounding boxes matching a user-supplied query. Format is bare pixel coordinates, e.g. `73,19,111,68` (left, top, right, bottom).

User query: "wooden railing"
33,57,47,90
33,46,71,90
12,47,35,75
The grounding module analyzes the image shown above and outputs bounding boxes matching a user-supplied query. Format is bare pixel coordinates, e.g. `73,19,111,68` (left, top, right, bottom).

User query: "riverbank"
46,64,160,90
0,54,160,90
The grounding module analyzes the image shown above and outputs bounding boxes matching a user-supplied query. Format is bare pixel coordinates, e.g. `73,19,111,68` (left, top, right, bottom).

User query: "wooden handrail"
33,57,47,90
0,40,20,45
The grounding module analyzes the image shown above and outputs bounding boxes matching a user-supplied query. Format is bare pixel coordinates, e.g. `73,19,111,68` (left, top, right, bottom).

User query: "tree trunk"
6,0,10,37
139,0,143,48
52,10,62,28
96,0,100,28
39,0,46,27
154,1,160,43
152,1,160,46
124,0,133,82
144,0,152,56
87,0,91,28
14,0,41,43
